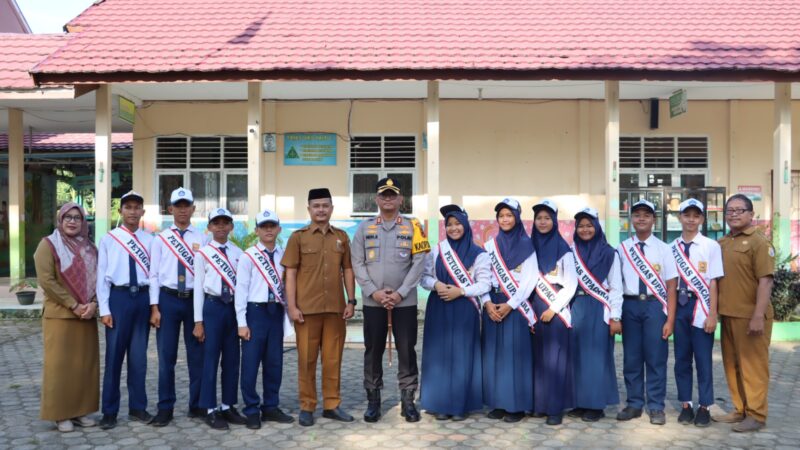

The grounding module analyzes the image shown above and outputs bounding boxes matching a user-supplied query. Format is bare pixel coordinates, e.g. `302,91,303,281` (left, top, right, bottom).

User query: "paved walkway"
0,319,798,449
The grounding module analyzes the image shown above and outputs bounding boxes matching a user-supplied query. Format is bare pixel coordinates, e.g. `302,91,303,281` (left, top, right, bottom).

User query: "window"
349,135,417,215
155,136,247,218
620,136,709,187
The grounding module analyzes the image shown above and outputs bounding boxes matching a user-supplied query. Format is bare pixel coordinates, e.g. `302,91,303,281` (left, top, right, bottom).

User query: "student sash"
244,246,284,306
671,241,711,329
484,238,536,328
199,246,236,292
621,241,668,315
159,228,194,275
438,241,482,314
572,245,612,324
109,226,150,277
534,273,572,328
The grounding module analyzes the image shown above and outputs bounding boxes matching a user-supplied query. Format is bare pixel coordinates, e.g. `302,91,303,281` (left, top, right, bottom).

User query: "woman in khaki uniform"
34,202,100,432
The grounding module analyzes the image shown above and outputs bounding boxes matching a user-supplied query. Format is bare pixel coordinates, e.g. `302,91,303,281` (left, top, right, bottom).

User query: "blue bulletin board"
283,133,337,166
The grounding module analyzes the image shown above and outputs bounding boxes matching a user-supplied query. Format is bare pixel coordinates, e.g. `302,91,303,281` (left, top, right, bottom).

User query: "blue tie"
678,241,692,306
266,249,275,302
129,255,138,287
177,229,187,293
219,246,231,304
637,242,647,296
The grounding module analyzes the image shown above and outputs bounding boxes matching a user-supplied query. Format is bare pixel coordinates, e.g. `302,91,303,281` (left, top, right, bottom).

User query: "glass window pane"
352,173,379,213
620,173,639,188
680,174,705,188
158,174,184,215
190,171,220,218
226,174,247,215
386,172,413,214
647,173,672,187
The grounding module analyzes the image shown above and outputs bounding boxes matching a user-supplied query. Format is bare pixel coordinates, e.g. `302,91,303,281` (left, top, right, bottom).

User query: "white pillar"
604,81,621,246
94,84,112,244
8,108,25,280
773,82,792,256
426,81,440,247
262,100,277,210
247,82,263,217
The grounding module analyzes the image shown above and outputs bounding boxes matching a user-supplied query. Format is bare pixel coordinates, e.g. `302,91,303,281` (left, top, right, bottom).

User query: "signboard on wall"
669,89,687,118
738,185,762,201
118,96,135,124
283,133,337,165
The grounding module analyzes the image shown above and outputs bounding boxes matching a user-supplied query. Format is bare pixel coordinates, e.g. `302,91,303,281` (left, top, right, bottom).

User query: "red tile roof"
0,133,132,150
30,0,800,83
0,33,70,89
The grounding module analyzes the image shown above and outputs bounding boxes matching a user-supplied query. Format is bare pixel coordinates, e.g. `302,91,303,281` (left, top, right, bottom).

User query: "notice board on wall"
283,133,337,166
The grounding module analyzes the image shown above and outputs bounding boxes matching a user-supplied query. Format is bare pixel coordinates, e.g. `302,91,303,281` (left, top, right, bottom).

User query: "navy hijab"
531,204,571,274
573,212,616,282
436,206,484,282
494,200,534,269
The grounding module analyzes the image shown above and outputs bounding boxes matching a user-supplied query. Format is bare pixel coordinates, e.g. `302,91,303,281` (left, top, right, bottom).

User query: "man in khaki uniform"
714,194,774,432
282,188,357,427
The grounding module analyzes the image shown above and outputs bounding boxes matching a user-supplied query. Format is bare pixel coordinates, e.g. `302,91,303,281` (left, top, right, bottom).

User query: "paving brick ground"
0,319,798,449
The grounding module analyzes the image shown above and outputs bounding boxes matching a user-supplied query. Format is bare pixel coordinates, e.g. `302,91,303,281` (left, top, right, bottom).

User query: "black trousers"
363,305,419,391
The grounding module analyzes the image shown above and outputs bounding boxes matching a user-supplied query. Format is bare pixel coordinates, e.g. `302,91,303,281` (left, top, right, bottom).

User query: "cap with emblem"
256,209,280,226
308,188,332,202
439,204,466,217
170,187,194,205
533,198,558,214
120,190,144,205
574,206,599,220
495,197,521,213
208,207,233,222
631,199,656,215
679,198,704,214
376,177,401,194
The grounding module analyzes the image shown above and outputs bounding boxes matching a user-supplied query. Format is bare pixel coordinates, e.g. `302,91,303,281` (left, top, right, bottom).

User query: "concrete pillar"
247,82,264,217
426,81,440,247
94,84,112,244
263,100,277,210
8,108,25,280
772,82,792,257
605,81,621,246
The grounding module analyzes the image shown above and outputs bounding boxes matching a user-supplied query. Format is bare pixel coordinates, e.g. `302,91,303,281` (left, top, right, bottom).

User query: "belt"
111,283,148,294
247,301,281,307
678,289,697,299
575,289,588,296
623,294,659,301
161,286,193,299
205,294,233,305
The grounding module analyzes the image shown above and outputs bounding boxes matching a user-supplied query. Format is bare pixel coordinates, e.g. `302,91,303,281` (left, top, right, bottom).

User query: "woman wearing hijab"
420,204,491,421
482,198,539,423
568,207,623,422
530,199,578,425
34,203,100,432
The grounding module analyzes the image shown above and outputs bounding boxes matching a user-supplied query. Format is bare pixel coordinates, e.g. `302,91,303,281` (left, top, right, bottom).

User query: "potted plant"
9,278,38,306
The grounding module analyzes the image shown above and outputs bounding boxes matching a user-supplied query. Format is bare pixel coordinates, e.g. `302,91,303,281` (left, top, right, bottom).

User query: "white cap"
208,207,233,221
533,198,558,214
575,206,599,220
631,199,656,214
120,190,144,204
170,187,193,205
256,209,280,226
679,198,704,213
495,197,521,213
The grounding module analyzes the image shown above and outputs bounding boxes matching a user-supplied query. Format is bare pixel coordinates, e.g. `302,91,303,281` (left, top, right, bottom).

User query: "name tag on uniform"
698,261,707,273
653,263,661,272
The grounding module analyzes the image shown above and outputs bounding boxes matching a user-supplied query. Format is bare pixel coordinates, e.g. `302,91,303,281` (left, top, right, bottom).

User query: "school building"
2,0,800,279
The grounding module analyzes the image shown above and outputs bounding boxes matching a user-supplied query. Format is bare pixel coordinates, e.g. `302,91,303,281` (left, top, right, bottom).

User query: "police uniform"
193,208,245,427
97,190,153,421
670,199,724,422
148,188,208,422
351,177,427,423
235,209,293,425
616,199,678,420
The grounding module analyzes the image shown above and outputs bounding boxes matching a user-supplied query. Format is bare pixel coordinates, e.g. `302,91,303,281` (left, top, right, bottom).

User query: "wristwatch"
611,317,621,322
347,298,357,306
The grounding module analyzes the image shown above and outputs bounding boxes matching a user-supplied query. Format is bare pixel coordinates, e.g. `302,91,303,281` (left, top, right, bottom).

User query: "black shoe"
204,411,229,430
187,407,207,419
400,389,420,423
694,406,711,427
546,414,563,426
364,389,381,423
128,409,153,423
298,410,315,427
649,410,666,425
678,405,695,425
261,407,294,424
451,414,467,421
503,412,524,423
567,408,586,418
220,406,247,425
245,414,261,430
487,409,505,420
616,407,643,421
150,409,173,427
530,412,547,418
99,414,117,430
323,407,354,422
435,413,450,420
582,409,605,422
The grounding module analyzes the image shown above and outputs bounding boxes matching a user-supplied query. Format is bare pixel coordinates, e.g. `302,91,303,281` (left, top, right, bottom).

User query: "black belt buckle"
638,294,647,300
129,285,140,294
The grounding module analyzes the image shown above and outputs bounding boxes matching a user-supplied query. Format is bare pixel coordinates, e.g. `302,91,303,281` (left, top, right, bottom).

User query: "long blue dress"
570,294,619,409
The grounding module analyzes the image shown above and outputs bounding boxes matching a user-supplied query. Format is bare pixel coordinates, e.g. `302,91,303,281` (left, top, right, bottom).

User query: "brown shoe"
732,416,765,433
712,410,744,423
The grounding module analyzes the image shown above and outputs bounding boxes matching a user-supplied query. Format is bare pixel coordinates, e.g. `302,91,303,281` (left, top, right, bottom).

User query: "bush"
771,252,800,321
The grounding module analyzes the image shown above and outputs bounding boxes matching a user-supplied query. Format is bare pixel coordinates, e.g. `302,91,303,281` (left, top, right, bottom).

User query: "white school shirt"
193,240,243,323
96,226,154,317
234,243,285,327
573,247,625,319
420,246,492,300
538,252,579,313
617,234,679,296
148,224,209,305
488,251,540,309
670,233,724,285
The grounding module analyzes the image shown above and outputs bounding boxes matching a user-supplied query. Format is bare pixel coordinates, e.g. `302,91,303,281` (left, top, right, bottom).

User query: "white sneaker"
71,415,97,427
56,420,74,432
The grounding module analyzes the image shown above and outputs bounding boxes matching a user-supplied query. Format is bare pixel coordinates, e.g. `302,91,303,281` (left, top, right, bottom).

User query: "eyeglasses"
62,214,83,223
725,208,751,216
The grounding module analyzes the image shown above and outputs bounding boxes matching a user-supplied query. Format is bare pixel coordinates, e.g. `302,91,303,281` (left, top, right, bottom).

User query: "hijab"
436,206,485,282
494,199,533,269
43,202,98,305
531,205,571,274
573,212,616,282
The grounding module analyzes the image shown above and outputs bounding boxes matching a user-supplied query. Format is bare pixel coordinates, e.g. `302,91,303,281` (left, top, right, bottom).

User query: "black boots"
400,389,420,423
364,389,381,423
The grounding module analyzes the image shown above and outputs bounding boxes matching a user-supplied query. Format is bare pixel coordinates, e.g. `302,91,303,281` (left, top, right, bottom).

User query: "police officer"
351,178,427,423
